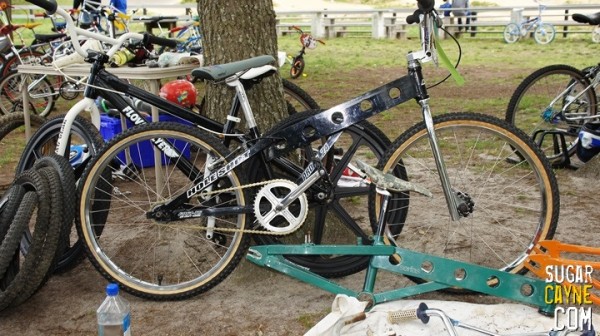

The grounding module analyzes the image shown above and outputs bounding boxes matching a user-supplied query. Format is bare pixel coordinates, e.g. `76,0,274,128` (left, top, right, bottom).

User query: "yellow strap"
24,23,42,29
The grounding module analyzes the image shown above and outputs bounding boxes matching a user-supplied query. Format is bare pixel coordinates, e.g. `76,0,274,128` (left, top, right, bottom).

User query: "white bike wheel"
534,23,555,44
592,26,600,43
503,23,520,43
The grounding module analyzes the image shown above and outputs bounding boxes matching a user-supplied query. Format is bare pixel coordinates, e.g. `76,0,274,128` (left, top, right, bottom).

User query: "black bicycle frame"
83,55,424,221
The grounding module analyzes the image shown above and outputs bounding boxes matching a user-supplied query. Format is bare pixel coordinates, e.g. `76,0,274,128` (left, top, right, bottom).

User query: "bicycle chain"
172,178,308,236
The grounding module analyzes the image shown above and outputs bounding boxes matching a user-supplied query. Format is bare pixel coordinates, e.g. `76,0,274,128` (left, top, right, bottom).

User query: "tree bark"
197,0,287,132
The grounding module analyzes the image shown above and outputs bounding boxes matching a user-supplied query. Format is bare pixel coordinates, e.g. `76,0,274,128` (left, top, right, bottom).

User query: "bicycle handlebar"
143,34,178,49
25,0,178,59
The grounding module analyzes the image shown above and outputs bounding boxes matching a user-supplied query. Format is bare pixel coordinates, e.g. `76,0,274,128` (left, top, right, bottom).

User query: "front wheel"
534,23,556,44
503,23,521,43
290,56,305,79
375,113,559,280
77,122,250,300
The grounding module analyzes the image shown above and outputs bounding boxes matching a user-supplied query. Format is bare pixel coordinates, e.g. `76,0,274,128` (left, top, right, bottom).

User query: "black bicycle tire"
0,191,37,301
290,56,305,79
16,115,105,273
505,64,597,164
0,169,52,311
31,155,77,274
77,122,250,300
0,70,56,117
0,184,27,280
281,78,319,112
11,166,65,307
376,113,559,287
251,110,400,278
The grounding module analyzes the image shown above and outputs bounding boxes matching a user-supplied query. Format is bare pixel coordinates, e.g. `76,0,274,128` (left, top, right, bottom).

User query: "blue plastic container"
100,113,192,168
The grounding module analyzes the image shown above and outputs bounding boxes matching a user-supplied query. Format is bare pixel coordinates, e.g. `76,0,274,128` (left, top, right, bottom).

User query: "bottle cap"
106,283,119,296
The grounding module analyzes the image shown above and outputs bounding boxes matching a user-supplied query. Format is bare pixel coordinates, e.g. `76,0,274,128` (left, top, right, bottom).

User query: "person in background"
110,0,127,13
440,0,451,17
451,0,470,32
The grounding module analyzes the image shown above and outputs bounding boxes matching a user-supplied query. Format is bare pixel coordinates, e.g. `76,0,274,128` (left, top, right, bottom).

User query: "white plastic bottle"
97,283,131,336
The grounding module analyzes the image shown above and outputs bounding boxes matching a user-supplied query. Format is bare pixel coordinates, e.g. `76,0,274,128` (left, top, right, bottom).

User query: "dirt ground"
1,62,600,336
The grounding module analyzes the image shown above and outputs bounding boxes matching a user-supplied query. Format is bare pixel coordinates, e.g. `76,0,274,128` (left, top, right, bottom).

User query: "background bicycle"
572,11,600,43
281,25,324,79
503,0,555,44
505,63,599,168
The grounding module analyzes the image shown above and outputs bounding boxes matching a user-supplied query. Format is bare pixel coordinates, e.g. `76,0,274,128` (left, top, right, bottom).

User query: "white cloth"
307,296,599,336
304,295,368,336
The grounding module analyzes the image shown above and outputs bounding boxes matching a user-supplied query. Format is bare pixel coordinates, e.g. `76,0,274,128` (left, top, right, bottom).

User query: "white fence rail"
10,4,600,39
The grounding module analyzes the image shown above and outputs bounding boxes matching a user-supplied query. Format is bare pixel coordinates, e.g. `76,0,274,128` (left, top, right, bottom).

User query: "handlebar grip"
406,9,422,24
417,0,435,12
25,0,58,15
387,309,418,323
142,33,178,49
388,303,430,324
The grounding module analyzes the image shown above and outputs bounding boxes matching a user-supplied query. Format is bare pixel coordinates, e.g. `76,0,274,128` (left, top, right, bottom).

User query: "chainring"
253,180,308,234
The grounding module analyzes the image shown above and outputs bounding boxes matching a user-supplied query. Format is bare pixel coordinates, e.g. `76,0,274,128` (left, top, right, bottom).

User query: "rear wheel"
78,122,250,300
503,23,520,43
282,78,319,112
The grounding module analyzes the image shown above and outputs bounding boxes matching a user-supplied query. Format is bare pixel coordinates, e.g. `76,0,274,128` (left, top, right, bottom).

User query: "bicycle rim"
505,64,597,164
534,23,555,44
78,122,249,300
377,113,558,276
0,71,55,117
503,23,520,43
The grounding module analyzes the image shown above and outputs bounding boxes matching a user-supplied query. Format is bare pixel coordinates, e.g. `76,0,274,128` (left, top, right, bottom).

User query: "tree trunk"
197,0,287,132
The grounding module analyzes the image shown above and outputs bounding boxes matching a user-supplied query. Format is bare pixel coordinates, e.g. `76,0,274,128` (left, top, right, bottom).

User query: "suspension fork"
408,59,462,221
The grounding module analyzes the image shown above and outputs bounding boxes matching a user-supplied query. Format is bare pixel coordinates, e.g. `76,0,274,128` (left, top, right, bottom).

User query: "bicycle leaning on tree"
21,0,559,303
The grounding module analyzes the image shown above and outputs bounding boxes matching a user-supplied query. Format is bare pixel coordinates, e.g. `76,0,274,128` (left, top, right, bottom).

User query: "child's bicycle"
503,0,555,45
572,11,600,43
284,26,324,79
